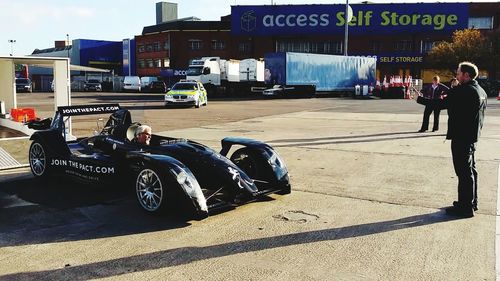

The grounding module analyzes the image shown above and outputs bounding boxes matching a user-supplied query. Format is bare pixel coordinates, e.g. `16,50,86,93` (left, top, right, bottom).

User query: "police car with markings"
164,81,207,108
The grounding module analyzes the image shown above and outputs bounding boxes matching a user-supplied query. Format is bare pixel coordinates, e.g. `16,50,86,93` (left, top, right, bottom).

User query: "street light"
8,39,16,56
343,1,353,56
66,34,70,61
344,0,349,56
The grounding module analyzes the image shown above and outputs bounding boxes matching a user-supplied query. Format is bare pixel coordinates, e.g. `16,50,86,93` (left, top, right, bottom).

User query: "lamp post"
66,34,70,61
344,0,349,56
8,39,16,56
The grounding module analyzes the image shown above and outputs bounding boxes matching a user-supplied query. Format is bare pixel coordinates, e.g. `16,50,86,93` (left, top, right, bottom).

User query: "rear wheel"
230,148,266,180
29,141,50,178
231,147,289,194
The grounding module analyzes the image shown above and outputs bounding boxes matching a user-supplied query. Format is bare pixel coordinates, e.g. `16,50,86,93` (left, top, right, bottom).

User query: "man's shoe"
453,200,478,211
418,129,427,133
432,129,439,132
445,206,474,218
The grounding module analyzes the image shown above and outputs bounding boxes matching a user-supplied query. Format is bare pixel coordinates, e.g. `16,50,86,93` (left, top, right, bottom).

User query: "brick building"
135,2,500,85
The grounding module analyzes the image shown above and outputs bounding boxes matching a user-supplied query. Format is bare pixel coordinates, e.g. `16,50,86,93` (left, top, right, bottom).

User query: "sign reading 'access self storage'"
231,3,468,36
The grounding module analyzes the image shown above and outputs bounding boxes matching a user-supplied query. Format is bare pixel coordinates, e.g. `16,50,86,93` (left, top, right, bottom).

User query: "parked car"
263,85,285,97
165,81,208,108
149,81,167,93
15,78,32,93
84,79,102,92
140,76,158,91
123,76,141,92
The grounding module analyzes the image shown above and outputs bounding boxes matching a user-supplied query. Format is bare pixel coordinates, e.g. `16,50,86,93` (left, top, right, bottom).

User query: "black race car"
28,104,290,218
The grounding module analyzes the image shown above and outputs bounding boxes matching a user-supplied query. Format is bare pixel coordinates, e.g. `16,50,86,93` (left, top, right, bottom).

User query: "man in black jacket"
418,76,449,132
445,61,487,218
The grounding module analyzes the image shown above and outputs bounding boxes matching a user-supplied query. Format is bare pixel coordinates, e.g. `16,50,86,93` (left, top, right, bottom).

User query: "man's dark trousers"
451,140,478,209
421,104,441,131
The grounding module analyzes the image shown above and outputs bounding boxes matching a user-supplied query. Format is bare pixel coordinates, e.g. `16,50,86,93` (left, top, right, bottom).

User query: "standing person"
418,76,449,132
445,62,487,218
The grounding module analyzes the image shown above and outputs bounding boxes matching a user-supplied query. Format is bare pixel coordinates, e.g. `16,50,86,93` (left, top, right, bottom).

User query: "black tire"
230,148,290,195
195,98,200,108
230,148,271,181
29,141,50,178
135,166,170,214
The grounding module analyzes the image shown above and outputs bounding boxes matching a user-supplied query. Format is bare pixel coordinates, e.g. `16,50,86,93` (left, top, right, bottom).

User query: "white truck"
186,57,265,96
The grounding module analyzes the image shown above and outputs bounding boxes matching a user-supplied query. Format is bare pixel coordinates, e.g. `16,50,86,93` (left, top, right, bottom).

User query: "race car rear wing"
52,104,122,141
56,104,121,116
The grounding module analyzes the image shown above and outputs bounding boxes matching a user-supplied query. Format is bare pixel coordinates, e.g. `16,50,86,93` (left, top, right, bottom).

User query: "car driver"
134,125,152,145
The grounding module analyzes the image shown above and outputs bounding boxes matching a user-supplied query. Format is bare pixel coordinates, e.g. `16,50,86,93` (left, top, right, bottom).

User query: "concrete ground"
0,97,499,280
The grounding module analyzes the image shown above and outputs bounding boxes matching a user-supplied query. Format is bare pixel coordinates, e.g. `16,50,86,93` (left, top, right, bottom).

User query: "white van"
123,76,141,92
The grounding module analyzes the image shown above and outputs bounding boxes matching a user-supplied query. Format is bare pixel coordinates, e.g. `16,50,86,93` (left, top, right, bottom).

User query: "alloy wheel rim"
136,169,163,211
29,143,46,176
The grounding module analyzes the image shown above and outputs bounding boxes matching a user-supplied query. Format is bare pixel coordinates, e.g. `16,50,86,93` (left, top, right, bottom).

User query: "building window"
188,39,203,50
146,44,153,52
146,59,154,68
138,59,146,68
279,41,341,54
394,40,413,52
371,41,382,53
211,40,226,50
421,40,437,53
468,17,493,29
164,41,170,50
332,42,343,54
163,58,170,68
153,42,161,52
155,59,162,68
138,44,145,53
238,42,251,53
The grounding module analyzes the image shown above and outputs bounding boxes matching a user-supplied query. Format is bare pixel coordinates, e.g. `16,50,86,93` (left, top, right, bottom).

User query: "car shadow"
0,174,191,247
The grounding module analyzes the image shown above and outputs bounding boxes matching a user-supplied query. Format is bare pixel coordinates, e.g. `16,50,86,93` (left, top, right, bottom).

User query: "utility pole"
66,34,70,61
344,0,349,56
8,39,16,56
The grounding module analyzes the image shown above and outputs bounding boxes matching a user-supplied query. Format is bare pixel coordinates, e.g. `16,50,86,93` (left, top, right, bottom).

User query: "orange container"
10,108,36,123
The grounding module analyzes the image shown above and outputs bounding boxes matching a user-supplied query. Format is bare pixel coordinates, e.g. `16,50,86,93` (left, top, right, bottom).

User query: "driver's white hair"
135,125,151,137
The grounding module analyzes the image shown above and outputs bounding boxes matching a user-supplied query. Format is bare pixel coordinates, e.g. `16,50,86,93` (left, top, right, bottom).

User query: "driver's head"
135,125,152,145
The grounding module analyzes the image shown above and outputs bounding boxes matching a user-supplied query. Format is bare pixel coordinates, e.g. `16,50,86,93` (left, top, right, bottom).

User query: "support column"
0,59,16,112
53,59,72,135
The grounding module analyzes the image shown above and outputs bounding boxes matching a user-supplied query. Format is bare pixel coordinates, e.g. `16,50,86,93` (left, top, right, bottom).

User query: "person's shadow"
0,211,461,280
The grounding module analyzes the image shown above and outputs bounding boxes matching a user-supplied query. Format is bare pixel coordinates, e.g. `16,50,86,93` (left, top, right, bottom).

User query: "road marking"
496,162,500,280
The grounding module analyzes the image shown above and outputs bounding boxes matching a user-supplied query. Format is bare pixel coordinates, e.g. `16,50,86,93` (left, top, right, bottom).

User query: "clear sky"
0,0,497,56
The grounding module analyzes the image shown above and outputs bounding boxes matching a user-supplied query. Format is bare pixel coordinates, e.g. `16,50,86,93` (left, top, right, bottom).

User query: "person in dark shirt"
418,76,450,132
444,61,487,218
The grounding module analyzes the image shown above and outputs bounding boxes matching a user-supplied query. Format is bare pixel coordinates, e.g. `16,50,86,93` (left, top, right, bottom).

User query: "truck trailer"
264,52,377,96
186,57,265,96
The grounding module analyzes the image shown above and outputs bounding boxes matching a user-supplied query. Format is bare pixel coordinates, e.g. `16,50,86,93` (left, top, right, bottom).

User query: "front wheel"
136,167,168,214
29,141,50,178
230,148,266,180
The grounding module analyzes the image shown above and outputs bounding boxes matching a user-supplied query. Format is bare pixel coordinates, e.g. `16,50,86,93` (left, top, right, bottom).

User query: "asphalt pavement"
0,96,499,280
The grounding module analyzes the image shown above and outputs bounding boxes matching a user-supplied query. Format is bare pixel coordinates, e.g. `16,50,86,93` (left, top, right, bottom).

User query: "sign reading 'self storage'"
231,3,468,36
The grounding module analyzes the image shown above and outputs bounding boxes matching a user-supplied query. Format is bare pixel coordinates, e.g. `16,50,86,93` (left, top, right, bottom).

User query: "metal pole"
66,34,70,61
344,0,349,56
8,39,16,56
